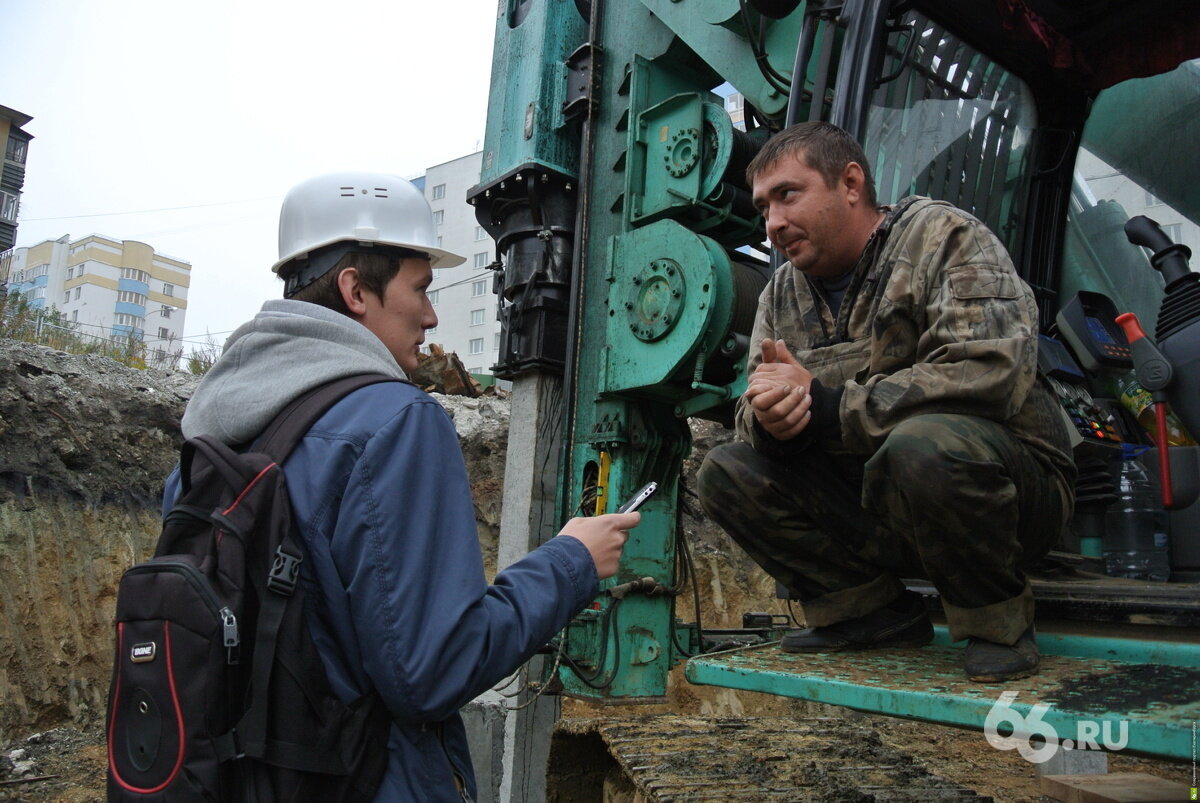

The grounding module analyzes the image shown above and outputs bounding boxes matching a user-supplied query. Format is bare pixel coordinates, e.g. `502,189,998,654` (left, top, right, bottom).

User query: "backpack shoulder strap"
255,374,409,463
221,373,405,768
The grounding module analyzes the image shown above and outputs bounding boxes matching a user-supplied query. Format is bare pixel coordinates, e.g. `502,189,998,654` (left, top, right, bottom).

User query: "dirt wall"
0,502,159,737
0,340,517,742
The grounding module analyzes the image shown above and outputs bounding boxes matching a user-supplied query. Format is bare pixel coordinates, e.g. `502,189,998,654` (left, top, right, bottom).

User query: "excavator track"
563,715,989,801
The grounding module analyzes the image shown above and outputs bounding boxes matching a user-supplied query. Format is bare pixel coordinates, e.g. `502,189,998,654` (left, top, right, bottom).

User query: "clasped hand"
745,338,813,441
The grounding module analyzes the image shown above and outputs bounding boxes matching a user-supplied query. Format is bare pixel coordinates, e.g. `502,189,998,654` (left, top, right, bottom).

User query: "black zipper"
434,722,473,802
124,560,239,663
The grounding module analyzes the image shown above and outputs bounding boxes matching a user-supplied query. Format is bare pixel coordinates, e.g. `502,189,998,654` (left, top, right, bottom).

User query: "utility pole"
490,373,565,803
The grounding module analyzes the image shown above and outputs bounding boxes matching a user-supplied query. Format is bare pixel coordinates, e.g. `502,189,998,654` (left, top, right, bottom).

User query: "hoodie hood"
181,299,408,443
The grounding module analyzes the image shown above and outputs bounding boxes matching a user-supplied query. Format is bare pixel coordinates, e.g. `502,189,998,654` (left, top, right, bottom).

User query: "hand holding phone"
617,481,658,513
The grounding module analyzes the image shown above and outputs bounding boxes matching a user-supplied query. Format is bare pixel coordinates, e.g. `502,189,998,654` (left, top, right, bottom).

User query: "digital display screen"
1085,315,1117,346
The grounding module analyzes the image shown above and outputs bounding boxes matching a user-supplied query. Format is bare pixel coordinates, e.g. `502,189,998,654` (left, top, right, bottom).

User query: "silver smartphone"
616,481,658,513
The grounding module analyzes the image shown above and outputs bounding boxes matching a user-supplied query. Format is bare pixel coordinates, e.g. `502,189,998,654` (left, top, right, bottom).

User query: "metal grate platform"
684,627,1200,760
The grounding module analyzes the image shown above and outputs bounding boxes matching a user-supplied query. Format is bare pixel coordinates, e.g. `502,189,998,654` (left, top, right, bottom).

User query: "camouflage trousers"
697,414,1073,645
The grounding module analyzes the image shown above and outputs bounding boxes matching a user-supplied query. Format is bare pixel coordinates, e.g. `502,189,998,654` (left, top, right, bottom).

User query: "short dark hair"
746,122,877,206
287,249,419,315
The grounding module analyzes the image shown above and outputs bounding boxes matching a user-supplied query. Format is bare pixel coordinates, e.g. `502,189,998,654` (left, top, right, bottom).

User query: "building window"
0,191,18,223
31,287,45,300
475,226,487,241
30,264,49,278
71,310,78,322
1144,190,1162,207
470,308,486,326
65,267,73,279
163,283,174,297
433,210,444,225
469,366,483,374
158,327,170,340
5,136,27,164
469,338,484,355
74,287,81,300
428,289,439,305
494,332,501,350
471,279,487,297
1162,222,1182,243
473,252,489,268
118,291,148,305
120,268,149,282
160,306,172,319
436,236,443,247
114,313,144,327
431,183,446,201
426,326,437,335
64,292,70,305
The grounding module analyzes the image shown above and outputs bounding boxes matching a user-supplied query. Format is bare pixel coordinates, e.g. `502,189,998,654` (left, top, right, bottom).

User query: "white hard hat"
271,171,466,280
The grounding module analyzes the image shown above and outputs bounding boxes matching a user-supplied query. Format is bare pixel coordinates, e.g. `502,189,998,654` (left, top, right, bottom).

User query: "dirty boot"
964,624,1039,682
780,591,933,653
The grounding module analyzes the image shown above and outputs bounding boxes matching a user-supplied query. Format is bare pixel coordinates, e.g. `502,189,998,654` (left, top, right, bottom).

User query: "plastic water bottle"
1104,444,1171,581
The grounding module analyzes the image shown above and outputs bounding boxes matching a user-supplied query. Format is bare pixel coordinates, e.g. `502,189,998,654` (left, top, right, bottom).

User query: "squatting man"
698,122,1076,682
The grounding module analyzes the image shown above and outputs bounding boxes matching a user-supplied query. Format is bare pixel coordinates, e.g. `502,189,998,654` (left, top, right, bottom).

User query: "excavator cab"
685,0,1200,760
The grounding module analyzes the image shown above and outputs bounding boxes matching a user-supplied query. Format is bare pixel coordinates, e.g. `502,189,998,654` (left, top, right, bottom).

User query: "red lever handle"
1115,312,1146,343
1114,311,1176,508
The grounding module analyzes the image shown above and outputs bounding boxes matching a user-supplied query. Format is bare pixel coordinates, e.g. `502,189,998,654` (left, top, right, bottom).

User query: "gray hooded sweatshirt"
181,299,408,444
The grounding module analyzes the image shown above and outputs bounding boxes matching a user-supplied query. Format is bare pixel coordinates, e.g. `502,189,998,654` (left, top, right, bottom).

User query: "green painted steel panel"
477,0,588,185
686,627,1200,759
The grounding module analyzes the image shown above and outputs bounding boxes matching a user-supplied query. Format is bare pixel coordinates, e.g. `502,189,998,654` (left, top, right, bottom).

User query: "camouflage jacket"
736,196,1075,481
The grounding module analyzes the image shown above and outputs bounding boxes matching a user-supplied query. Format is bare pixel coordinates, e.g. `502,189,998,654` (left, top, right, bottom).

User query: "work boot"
780,591,933,653
964,624,1039,682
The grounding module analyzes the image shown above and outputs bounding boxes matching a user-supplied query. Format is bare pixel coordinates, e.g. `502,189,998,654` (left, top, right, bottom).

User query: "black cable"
669,478,710,657
738,0,793,95
786,598,802,628
668,533,696,657
557,651,614,690
758,14,794,85
559,598,622,689
682,508,705,652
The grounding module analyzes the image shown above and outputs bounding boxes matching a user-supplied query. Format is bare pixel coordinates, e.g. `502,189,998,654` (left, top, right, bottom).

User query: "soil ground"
1,711,1190,802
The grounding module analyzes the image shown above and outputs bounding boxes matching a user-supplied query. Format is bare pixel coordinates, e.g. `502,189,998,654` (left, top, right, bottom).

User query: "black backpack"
106,374,401,802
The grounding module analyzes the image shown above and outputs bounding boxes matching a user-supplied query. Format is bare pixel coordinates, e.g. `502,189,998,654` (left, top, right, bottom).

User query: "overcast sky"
5,0,498,350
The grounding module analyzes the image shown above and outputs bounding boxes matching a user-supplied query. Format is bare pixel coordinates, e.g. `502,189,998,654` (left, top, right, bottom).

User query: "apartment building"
416,151,501,375
0,104,33,252
7,234,190,362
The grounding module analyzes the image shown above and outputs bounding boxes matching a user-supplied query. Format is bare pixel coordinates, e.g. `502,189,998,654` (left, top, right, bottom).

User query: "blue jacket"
167,380,599,801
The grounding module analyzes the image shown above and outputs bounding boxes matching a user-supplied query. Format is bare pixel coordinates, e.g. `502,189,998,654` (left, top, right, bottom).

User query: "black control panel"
1038,335,1127,445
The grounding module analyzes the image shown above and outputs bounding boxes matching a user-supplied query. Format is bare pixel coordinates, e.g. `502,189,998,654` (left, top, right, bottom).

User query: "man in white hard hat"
172,172,637,801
